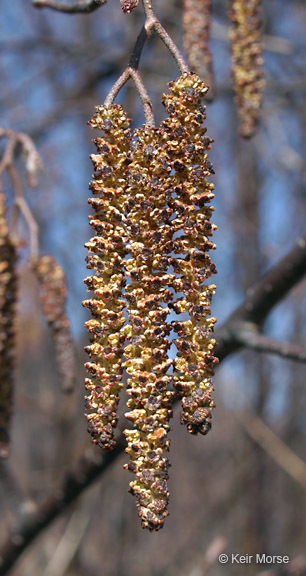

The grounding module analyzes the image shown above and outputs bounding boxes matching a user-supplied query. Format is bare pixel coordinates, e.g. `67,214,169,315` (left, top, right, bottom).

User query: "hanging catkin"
183,0,214,94
83,105,132,450
0,191,17,459
84,74,217,530
229,0,264,137
33,255,76,394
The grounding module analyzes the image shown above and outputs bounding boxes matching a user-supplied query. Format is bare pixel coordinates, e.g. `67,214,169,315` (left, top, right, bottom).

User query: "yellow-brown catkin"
229,0,265,138
84,76,217,531
183,0,214,94
162,74,218,435
83,105,132,450
123,74,217,529
33,255,76,394
123,126,175,531
0,192,17,459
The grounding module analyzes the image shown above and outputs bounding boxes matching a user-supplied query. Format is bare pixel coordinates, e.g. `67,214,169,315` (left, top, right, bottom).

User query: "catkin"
229,0,264,138
84,75,217,530
161,74,218,435
183,0,214,93
123,126,175,531
33,255,76,394
0,192,17,459
83,105,131,450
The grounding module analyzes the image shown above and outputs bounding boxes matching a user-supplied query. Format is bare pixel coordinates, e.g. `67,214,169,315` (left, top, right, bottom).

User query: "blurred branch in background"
32,0,106,13
236,408,306,490
229,321,306,363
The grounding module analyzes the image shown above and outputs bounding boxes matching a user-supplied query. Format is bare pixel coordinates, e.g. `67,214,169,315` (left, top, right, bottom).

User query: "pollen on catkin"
33,255,76,394
84,74,217,530
161,74,218,435
123,126,176,531
83,105,132,450
183,0,214,93
0,191,17,459
229,0,265,138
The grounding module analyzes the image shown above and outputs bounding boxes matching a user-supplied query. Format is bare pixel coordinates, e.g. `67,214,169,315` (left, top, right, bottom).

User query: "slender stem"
129,68,155,126
153,21,190,74
104,68,131,108
128,25,149,71
8,166,39,259
104,0,189,124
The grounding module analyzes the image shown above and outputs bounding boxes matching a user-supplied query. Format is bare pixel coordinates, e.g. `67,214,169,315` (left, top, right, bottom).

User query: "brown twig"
0,129,42,259
104,0,189,123
0,235,305,574
216,235,306,362
229,321,306,363
32,0,106,14
236,408,306,490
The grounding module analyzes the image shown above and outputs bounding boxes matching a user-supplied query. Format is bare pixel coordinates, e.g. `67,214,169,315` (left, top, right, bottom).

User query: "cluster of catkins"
183,0,214,94
229,0,264,137
83,73,218,531
0,192,17,459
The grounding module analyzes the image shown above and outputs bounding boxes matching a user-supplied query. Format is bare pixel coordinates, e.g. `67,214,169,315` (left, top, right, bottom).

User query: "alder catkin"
123,126,175,531
229,0,264,138
33,255,76,394
183,0,214,94
83,105,131,450
0,192,17,459
84,74,217,530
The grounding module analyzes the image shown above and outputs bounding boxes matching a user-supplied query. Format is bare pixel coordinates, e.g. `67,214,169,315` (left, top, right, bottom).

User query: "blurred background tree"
0,0,306,575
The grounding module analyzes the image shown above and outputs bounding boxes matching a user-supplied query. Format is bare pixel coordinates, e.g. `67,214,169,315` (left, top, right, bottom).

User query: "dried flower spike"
161,73,218,435
123,126,175,531
229,0,265,138
0,192,17,459
33,255,76,394
83,104,132,450
183,0,214,94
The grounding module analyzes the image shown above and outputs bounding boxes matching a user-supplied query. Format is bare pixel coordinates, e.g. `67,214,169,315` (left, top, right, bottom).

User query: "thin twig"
0,129,42,258
230,321,306,363
153,21,190,74
216,235,306,362
236,408,306,490
32,0,106,14
1,236,306,575
104,0,189,122
129,68,154,126
8,166,39,259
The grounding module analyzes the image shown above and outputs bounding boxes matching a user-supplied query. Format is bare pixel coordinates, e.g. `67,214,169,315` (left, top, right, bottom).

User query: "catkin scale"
0,192,17,459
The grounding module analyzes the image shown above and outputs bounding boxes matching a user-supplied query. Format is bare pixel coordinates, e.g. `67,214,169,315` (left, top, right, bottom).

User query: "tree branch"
236,408,306,490
0,235,305,574
32,0,106,14
229,321,306,363
216,235,306,361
